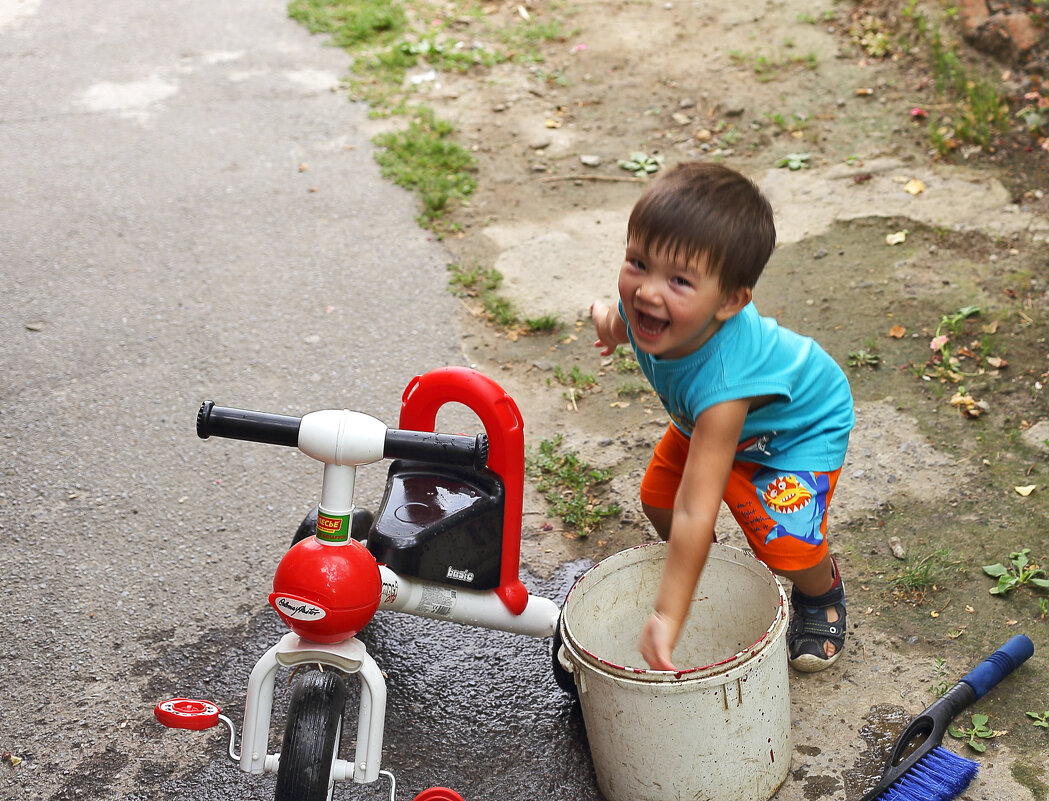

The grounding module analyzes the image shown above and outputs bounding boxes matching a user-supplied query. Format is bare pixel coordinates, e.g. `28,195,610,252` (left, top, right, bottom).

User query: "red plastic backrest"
398,367,528,615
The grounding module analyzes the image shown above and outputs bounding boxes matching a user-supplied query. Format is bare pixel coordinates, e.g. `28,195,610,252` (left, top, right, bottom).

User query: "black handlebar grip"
197,401,301,448
384,429,489,470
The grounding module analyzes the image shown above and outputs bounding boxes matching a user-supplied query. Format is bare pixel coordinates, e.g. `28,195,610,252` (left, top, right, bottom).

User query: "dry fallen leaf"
889,324,906,338
889,536,906,559
544,118,562,129
950,392,989,418
905,178,925,195
1014,484,1036,497
986,356,1008,369
886,230,908,245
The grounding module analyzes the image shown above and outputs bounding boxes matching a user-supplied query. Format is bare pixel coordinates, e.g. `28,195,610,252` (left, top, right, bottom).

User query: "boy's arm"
640,398,750,670
590,299,629,356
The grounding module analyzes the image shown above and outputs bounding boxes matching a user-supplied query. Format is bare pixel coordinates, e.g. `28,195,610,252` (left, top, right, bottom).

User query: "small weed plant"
373,106,477,228
931,656,950,699
774,152,811,170
525,314,561,333
848,347,880,369
552,365,597,391
616,379,650,398
448,262,501,297
289,0,406,49
917,306,1009,409
1027,711,1049,729
617,152,663,177
551,365,599,409
888,548,958,600
526,435,621,535
447,262,518,328
611,345,639,373
729,49,818,81
948,713,999,752
928,27,1010,152
982,549,1049,596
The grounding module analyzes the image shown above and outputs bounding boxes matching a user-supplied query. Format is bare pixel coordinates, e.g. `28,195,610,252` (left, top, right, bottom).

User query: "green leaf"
948,726,965,738
774,152,812,170
1031,577,1049,588
982,563,1008,577
971,714,989,728
968,740,987,752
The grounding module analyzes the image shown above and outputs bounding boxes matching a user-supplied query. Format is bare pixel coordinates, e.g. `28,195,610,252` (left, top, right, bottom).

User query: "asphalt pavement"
0,1,575,799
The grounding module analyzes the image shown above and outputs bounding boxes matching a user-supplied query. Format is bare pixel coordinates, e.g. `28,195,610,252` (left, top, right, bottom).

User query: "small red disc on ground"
413,788,465,801
154,698,220,730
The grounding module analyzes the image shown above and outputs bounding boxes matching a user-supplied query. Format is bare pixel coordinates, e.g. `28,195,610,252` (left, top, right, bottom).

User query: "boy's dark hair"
627,162,776,292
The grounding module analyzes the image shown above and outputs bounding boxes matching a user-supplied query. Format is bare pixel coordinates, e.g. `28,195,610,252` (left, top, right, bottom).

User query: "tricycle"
155,367,571,801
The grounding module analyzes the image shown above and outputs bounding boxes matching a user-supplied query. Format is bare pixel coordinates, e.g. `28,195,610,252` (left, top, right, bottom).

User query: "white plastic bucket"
559,542,791,801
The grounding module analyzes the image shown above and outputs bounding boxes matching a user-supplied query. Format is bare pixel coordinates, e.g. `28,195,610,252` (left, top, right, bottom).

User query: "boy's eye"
671,275,693,288
629,258,646,271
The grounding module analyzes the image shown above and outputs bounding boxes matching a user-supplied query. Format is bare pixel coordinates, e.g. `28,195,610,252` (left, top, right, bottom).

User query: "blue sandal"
788,575,846,673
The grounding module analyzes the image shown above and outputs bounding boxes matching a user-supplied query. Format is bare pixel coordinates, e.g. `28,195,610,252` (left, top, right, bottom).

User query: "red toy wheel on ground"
413,788,465,801
154,698,221,730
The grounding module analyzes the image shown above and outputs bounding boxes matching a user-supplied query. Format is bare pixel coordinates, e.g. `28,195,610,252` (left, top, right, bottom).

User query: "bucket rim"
561,542,788,682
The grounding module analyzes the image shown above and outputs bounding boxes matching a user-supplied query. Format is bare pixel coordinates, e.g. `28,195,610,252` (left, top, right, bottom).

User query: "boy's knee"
642,502,673,541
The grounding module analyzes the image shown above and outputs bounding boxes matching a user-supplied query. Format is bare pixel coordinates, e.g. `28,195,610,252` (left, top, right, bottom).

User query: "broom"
858,633,1035,801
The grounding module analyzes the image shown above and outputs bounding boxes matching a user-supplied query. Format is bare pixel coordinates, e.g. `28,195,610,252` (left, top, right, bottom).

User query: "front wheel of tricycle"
274,669,347,801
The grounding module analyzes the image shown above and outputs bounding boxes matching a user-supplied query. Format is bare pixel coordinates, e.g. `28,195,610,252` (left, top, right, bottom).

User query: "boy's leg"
639,424,690,542
777,552,845,670
723,463,846,672
641,503,673,541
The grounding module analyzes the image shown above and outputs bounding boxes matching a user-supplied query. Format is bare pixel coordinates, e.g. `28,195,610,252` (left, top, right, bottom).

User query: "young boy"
591,161,854,673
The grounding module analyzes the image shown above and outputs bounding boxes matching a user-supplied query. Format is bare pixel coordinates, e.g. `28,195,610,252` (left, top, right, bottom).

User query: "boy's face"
618,240,750,360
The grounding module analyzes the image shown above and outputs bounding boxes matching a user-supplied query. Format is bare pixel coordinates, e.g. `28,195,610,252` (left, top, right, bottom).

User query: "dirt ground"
355,0,1049,798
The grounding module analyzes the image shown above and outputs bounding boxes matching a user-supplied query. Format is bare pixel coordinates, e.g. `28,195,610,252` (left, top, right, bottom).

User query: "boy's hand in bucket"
640,611,677,671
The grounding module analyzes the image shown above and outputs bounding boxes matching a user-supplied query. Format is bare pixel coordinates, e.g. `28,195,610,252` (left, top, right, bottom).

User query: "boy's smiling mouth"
635,310,669,340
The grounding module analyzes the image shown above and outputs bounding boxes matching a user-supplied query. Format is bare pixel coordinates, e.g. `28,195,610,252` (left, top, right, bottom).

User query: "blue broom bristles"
875,747,980,801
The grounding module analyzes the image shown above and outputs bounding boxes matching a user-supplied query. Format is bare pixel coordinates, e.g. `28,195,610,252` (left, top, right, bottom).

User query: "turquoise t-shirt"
625,301,854,470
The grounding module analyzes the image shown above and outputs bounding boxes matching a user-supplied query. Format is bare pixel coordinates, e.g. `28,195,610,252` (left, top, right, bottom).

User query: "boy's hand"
640,611,677,671
590,299,624,356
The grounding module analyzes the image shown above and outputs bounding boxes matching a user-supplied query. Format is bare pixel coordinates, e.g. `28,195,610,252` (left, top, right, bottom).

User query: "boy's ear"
716,286,752,320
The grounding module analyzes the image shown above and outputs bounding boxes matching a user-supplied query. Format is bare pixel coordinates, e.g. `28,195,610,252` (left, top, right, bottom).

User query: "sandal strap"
791,580,844,610
791,615,844,639
790,577,847,642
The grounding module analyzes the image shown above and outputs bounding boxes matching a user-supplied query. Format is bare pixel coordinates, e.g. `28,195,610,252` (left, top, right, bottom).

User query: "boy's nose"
635,277,661,305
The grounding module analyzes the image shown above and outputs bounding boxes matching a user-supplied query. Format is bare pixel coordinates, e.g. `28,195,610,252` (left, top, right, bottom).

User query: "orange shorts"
639,424,839,572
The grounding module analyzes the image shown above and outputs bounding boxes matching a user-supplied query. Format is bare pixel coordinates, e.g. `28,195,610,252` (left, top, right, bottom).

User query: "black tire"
274,670,347,801
551,608,578,697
